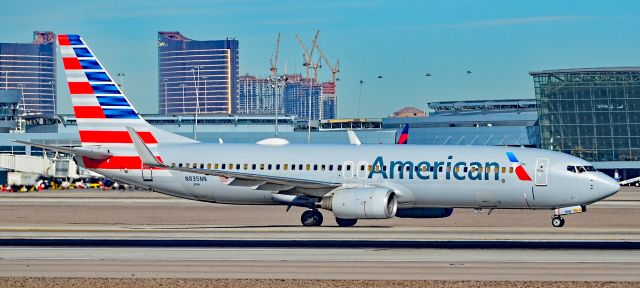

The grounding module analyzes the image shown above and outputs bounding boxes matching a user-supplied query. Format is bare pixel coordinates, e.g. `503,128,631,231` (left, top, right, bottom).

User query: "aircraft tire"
301,210,323,226
335,217,358,227
551,216,565,227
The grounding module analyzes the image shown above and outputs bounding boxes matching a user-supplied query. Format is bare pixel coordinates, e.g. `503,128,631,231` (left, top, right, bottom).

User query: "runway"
1,189,640,284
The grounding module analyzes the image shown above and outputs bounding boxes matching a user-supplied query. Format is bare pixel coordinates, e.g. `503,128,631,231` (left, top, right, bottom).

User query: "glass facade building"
0,32,56,115
531,68,640,166
283,79,321,120
158,32,239,115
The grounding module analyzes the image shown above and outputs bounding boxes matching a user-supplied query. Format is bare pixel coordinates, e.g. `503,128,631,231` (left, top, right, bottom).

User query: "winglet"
347,130,361,145
126,127,163,166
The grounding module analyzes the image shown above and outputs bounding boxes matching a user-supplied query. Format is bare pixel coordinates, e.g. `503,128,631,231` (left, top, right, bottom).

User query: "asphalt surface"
0,188,639,284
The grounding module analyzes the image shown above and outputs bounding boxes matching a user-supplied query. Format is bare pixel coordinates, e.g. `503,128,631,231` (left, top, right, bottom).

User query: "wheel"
551,217,565,227
301,210,323,227
336,217,358,227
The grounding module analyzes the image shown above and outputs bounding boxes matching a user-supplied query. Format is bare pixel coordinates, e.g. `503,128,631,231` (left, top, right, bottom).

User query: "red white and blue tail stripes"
397,123,409,145
506,152,532,181
59,34,160,169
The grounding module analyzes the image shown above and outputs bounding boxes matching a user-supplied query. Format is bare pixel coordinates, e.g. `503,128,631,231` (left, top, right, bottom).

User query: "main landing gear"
301,209,323,226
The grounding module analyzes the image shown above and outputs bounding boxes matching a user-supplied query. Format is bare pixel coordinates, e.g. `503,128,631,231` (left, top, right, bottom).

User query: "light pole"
17,83,25,115
307,79,313,144
270,75,287,138
424,73,432,115
49,81,55,114
377,75,383,118
117,73,125,91
180,84,186,114
357,80,364,119
190,66,202,141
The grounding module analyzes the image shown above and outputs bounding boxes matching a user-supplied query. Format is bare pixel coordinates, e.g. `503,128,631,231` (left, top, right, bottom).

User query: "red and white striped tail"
58,34,195,169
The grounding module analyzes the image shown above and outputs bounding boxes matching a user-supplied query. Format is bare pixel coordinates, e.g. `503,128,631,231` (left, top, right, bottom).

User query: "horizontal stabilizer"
12,140,112,160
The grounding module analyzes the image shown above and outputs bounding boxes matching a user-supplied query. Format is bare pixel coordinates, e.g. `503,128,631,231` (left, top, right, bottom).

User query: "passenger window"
406,166,411,171
337,165,342,171
306,164,311,171
314,164,318,171
221,164,226,169
360,165,365,171
430,166,434,172
276,164,280,170
268,164,272,170
321,164,326,171
291,164,296,171
454,167,459,173
421,165,427,172
171,163,176,168
207,163,211,170
229,163,233,170
284,164,288,170
567,166,576,173
260,164,265,170
193,163,197,168
346,165,351,171
438,166,443,172
178,163,183,168
236,164,240,170
368,165,373,171
244,164,248,170
329,165,333,171
501,167,506,173
214,163,219,169
509,167,514,173
252,164,256,170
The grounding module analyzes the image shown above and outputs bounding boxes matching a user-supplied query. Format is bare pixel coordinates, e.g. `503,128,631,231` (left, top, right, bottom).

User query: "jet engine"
321,187,397,219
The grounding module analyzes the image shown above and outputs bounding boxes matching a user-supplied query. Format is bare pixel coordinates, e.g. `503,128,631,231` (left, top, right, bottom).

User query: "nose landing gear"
551,216,565,227
551,205,586,227
301,210,323,226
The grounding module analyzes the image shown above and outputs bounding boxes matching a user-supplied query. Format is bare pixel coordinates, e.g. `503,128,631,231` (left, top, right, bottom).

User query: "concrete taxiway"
0,188,639,282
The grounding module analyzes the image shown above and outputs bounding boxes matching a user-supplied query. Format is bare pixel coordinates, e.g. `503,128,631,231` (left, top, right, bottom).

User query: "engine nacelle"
321,187,397,219
395,208,454,218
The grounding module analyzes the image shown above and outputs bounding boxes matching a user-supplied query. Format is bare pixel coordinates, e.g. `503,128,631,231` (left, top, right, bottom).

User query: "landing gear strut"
551,216,565,228
301,210,323,226
335,217,358,227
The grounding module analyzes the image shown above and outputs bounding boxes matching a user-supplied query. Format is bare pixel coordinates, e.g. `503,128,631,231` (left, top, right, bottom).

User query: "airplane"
18,34,620,228
397,123,409,144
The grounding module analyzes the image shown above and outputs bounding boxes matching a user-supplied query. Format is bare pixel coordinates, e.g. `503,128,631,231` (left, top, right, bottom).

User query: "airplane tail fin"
57,34,196,149
397,123,409,144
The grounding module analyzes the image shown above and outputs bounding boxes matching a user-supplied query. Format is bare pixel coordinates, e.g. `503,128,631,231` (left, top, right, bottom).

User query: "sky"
3,0,640,118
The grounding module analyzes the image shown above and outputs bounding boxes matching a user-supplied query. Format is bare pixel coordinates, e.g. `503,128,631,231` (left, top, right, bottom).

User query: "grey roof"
530,67,640,75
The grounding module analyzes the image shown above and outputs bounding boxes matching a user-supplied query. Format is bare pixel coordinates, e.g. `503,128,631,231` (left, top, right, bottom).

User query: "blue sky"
3,0,640,117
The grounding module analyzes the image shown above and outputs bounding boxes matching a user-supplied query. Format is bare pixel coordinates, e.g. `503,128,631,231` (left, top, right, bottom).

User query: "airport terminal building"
531,67,640,179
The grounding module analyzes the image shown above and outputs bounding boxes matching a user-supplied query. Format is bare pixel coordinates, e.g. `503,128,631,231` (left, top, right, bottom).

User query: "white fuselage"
87,143,618,210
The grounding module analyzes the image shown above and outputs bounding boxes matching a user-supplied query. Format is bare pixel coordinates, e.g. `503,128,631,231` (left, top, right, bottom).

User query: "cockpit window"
567,166,576,173
584,165,596,172
577,166,587,173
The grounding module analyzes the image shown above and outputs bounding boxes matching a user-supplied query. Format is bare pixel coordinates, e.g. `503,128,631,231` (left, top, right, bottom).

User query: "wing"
126,127,340,197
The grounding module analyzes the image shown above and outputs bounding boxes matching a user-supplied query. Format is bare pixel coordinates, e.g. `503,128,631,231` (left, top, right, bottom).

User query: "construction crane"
316,45,340,84
269,33,280,77
295,30,320,80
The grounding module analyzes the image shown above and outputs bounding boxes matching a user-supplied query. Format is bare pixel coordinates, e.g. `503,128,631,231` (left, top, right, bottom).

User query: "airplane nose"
595,173,620,199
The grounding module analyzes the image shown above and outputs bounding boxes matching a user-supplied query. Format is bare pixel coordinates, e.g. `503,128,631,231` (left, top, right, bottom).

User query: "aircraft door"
141,164,153,181
535,158,549,186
